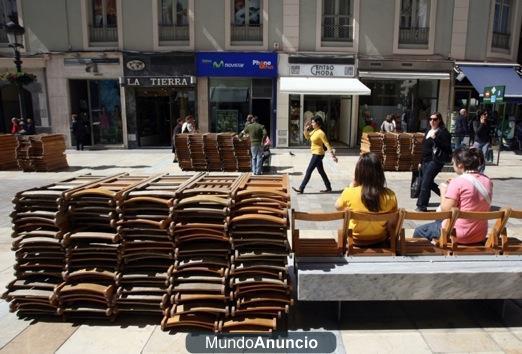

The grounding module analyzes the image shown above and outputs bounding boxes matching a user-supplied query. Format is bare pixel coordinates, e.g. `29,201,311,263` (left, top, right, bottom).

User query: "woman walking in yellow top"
292,116,338,194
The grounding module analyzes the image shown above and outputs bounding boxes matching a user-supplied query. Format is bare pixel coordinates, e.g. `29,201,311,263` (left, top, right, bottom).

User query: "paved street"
0,148,521,353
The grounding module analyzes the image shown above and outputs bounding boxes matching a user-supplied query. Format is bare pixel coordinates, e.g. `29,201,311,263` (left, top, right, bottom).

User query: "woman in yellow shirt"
292,116,338,194
335,152,398,245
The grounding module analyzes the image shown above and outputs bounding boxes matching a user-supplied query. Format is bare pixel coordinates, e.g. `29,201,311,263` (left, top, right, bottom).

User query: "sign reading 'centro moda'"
289,64,355,77
119,76,196,87
196,52,278,78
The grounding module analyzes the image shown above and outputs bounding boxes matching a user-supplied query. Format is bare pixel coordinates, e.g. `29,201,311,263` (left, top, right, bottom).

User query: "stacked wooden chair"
0,134,18,170
4,175,115,316
115,174,199,315
397,133,413,171
203,133,222,171
411,133,424,171
360,133,384,162
16,135,33,171
217,133,237,172
234,137,251,172
56,175,149,319
225,175,291,333
383,133,399,171
29,134,69,171
174,134,192,171
188,134,207,171
161,174,241,332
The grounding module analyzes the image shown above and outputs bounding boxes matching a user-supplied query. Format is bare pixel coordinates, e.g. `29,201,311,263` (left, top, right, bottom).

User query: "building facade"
1,0,520,148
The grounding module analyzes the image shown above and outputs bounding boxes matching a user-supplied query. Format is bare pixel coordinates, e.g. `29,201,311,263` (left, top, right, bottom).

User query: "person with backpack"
415,112,452,212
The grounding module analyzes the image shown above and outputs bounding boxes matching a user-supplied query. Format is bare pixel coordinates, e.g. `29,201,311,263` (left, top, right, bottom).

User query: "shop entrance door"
136,94,172,147
252,98,271,137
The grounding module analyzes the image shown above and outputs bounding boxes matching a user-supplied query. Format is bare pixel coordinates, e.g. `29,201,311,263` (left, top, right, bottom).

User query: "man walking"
454,108,469,148
240,115,266,175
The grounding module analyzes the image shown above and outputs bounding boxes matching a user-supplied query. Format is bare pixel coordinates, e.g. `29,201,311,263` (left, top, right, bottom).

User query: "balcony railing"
492,32,510,50
322,24,353,42
0,27,7,43
399,27,429,45
231,24,262,42
89,25,118,43
159,24,189,41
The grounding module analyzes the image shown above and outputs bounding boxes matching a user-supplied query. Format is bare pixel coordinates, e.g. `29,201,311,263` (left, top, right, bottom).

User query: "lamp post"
5,16,26,120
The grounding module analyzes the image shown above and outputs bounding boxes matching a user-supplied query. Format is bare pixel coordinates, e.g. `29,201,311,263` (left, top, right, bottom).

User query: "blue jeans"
251,145,263,175
416,161,443,209
413,220,442,241
299,154,331,191
473,141,490,172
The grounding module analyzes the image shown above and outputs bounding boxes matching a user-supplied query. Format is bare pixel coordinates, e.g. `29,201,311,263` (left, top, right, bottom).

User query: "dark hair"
430,112,445,127
312,116,327,132
354,152,387,212
453,146,484,171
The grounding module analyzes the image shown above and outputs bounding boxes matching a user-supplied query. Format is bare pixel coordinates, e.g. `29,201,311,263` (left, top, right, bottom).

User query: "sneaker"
415,207,427,212
292,186,303,194
320,189,332,193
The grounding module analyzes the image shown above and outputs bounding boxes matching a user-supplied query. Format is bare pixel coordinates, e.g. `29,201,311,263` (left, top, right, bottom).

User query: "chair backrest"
450,209,509,247
400,208,458,245
291,210,349,251
347,210,401,250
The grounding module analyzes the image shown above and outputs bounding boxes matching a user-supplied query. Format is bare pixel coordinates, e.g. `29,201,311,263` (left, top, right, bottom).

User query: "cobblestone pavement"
0,148,521,353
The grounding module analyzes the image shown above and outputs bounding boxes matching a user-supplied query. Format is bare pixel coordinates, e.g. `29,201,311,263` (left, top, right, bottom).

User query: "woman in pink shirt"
414,147,493,244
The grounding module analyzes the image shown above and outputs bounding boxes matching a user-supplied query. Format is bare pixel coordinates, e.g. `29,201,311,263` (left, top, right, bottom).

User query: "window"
322,0,352,42
159,0,189,42
231,0,262,42
492,0,511,50
90,0,118,43
0,0,17,44
399,0,430,46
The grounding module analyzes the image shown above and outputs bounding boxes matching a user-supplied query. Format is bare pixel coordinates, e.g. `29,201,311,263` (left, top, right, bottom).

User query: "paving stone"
489,331,522,353
0,321,78,354
421,330,501,352
140,327,190,354
0,311,32,350
341,332,431,354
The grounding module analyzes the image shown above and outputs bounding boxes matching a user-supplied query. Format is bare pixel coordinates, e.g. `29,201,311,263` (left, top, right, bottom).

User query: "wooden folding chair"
399,208,457,256
346,210,401,256
500,209,522,255
291,210,348,257
438,209,508,255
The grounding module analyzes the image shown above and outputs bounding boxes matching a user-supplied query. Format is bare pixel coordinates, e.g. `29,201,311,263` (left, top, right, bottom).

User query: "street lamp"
5,16,26,119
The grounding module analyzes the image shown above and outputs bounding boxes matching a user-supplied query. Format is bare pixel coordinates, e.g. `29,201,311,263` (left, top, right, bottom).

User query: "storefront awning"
279,77,371,95
358,71,450,80
458,64,522,98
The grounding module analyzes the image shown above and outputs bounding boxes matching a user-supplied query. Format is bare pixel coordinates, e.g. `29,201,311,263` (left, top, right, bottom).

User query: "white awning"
358,71,450,80
279,77,371,95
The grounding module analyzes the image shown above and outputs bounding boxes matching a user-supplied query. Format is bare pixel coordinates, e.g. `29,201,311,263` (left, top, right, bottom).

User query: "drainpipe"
65,0,71,50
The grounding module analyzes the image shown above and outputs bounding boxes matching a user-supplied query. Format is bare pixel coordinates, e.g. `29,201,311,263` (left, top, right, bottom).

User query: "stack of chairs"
174,134,192,171
162,174,242,332
234,137,252,172
29,134,68,172
16,135,33,171
397,133,413,171
115,174,198,315
203,134,222,171
218,133,237,172
56,175,149,320
225,175,291,333
411,133,425,171
188,134,207,171
360,133,383,162
383,133,399,171
0,134,18,170
4,175,113,316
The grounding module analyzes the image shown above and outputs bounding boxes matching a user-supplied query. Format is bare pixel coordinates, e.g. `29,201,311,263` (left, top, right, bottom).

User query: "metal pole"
497,102,506,166
13,48,25,120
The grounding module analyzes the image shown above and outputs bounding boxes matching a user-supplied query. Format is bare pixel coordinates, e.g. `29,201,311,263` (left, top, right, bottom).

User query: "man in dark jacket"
454,108,469,148
239,115,267,175
71,114,87,151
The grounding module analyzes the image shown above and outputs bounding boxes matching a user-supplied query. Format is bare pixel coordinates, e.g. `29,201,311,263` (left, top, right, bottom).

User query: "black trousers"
416,160,443,209
299,154,331,191
75,136,84,151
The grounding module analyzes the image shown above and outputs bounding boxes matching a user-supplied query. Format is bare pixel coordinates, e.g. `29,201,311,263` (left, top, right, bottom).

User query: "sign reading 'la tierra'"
119,76,196,87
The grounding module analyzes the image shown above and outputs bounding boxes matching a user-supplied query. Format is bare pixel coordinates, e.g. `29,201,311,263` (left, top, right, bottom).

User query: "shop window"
321,0,352,43
159,0,189,42
89,0,118,44
231,0,262,43
0,0,17,44
399,0,430,47
492,0,511,50
209,78,251,133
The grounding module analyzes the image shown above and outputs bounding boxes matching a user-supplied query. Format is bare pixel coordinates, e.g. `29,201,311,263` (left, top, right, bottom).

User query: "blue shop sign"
196,52,278,78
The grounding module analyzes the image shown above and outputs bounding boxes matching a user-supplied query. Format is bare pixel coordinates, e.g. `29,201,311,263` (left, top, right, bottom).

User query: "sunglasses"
429,117,439,121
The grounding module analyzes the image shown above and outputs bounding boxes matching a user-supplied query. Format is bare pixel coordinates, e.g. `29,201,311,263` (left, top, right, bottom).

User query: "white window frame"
393,0,437,55
315,0,359,52
81,0,123,50
486,0,521,60
152,0,194,50
225,0,268,50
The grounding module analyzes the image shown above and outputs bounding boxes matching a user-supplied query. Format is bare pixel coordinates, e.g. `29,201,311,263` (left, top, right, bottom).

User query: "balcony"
492,32,510,50
159,25,189,42
399,27,429,45
322,24,353,42
89,26,118,44
231,24,262,42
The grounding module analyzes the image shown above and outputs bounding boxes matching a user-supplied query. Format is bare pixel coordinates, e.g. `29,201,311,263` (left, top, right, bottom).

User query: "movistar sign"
196,52,278,77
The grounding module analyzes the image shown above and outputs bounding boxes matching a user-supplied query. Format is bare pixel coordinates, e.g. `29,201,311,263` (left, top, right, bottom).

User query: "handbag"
410,171,421,199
